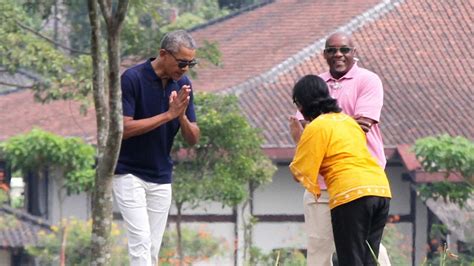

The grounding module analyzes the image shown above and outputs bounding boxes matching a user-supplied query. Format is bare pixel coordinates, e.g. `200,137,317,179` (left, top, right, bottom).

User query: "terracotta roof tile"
0,205,52,248
0,90,96,143
1,0,472,155
236,0,474,148
190,0,382,92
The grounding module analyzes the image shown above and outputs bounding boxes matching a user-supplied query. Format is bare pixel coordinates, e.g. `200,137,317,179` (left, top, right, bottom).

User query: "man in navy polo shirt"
113,30,200,266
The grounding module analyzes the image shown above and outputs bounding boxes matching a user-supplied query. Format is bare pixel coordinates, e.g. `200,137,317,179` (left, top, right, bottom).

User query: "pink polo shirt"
295,63,386,188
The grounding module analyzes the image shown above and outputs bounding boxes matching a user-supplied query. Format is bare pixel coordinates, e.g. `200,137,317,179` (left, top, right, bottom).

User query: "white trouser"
113,174,172,266
303,190,391,266
304,189,335,266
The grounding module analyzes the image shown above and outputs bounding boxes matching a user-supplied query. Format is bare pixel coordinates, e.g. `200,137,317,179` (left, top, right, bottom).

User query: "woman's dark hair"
292,75,341,120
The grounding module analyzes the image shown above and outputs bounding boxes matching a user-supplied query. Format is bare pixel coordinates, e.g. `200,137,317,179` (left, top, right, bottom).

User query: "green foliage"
1,0,222,106
0,189,8,204
424,221,474,266
118,0,227,58
10,193,24,208
121,2,223,73
159,227,224,265
1,0,92,105
196,40,222,67
26,220,224,266
172,92,276,208
413,135,474,207
0,211,21,230
169,0,230,20
414,135,474,179
20,0,56,20
1,128,95,194
247,247,306,266
422,242,474,266
418,181,472,208
25,218,128,266
381,223,411,266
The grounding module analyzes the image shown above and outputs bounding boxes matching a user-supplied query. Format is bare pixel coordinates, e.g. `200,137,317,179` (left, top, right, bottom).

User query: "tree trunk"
87,1,110,265
242,182,255,264
176,203,184,266
87,1,128,265
59,223,68,266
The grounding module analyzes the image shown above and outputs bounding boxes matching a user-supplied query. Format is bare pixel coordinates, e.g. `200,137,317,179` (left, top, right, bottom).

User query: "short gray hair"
160,30,197,53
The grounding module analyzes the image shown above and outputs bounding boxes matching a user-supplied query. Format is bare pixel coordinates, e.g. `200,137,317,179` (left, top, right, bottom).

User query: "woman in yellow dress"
289,74,392,266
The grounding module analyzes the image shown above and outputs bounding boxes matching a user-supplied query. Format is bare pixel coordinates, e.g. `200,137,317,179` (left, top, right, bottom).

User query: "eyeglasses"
166,50,197,69
324,47,354,55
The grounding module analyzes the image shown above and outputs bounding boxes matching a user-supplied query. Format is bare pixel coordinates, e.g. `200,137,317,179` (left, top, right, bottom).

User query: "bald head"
325,32,354,48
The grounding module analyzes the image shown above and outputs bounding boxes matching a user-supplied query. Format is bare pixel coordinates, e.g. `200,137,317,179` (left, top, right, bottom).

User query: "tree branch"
0,81,34,89
14,20,90,55
97,0,112,26
115,0,129,26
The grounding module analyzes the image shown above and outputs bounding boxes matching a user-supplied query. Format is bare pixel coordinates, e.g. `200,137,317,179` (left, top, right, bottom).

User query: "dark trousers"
331,196,390,266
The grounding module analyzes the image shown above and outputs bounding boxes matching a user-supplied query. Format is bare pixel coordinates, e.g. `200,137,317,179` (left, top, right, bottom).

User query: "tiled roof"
0,68,35,94
235,0,474,148
425,197,474,242
190,0,383,92
397,144,464,183
0,90,96,143
0,0,472,154
0,204,52,248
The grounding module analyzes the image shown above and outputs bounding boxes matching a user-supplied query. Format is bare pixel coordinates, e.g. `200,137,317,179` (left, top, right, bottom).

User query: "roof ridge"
225,0,406,96
189,0,275,33
1,204,52,229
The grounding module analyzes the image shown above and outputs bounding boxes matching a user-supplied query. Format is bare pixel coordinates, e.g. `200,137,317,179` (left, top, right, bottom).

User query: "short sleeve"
289,123,328,196
355,73,383,122
121,72,136,117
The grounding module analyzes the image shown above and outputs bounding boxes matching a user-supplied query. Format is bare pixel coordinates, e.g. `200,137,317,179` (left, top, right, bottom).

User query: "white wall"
414,196,428,265
386,166,411,215
48,170,90,225
253,166,305,215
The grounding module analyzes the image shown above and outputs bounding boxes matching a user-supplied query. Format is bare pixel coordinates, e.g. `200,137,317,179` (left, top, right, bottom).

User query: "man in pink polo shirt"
289,32,391,266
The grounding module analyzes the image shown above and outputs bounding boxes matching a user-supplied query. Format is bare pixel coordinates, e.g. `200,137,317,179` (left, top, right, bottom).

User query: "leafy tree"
1,1,224,264
1,128,96,265
1,0,92,108
413,135,474,207
22,0,227,59
414,136,474,266
0,0,222,99
171,92,276,265
1,128,95,196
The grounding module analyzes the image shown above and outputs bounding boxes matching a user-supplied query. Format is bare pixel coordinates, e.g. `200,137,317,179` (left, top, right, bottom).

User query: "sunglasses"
166,50,197,69
324,47,354,55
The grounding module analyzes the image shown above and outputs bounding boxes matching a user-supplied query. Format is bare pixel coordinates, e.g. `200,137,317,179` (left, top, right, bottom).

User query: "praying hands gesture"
289,115,304,144
168,85,191,119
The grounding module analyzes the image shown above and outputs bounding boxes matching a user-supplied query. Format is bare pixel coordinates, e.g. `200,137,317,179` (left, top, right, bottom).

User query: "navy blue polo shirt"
115,58,196,184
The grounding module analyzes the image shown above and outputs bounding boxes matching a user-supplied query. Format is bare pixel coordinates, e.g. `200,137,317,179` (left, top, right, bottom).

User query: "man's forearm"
123,113,173,140
179,115,200,146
